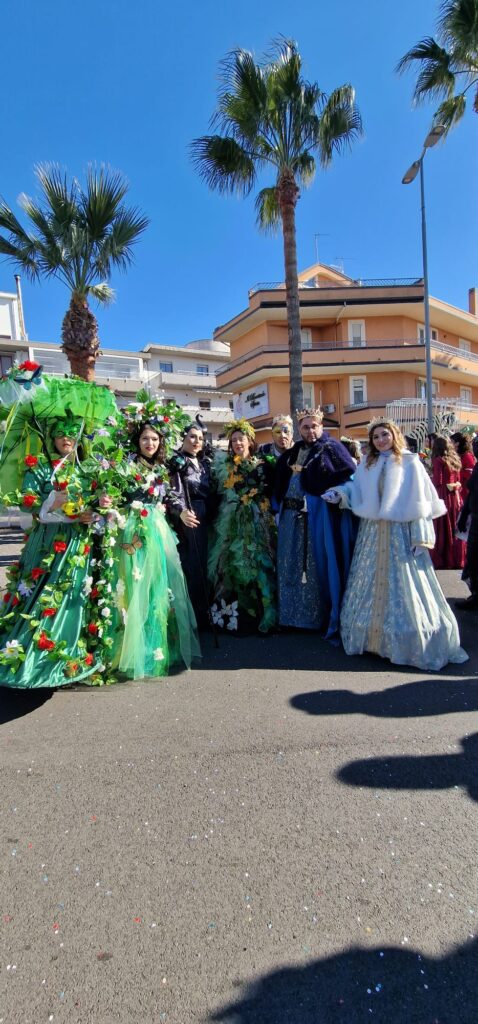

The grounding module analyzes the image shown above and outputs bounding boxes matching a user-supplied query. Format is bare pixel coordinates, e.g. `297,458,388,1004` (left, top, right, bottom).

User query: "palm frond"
397,38,456,100
254,187,281,232
34,164,79,227
190,135,257,195
92,208,149,278
87,282,115,305
215,48,268,137
438,0,478,54
82,166,131,239
433,91,467,129
292,151,316,186
317,85,363,167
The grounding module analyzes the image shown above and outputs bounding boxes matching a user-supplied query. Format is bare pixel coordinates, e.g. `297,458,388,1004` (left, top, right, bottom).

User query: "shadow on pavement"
198,631,436,675
209,937,477,1023
290,677,478,719
337,733,478,804
0,687,53,725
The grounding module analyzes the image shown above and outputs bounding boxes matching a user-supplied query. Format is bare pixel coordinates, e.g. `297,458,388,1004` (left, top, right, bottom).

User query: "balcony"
148,369,220,389
248,277,423,297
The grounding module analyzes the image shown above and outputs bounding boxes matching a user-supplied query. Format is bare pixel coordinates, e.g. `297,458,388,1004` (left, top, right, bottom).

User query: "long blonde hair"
366,419,406,468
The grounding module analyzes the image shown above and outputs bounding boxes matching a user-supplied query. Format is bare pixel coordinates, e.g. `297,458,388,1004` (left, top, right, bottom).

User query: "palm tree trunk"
61,294,100,382
278,170,303,434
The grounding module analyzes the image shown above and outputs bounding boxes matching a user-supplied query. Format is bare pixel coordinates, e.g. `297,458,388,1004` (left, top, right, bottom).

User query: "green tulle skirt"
113,505,200,678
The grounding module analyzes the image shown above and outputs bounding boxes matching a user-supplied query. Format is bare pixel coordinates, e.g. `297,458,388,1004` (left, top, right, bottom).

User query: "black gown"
167,454,213,626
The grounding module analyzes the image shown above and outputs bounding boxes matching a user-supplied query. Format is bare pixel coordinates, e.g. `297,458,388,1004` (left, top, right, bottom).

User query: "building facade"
215,263,478,441
0,300,233,441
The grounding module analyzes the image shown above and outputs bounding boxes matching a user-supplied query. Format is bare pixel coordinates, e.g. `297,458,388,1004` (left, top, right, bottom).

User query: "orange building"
215,264,478,441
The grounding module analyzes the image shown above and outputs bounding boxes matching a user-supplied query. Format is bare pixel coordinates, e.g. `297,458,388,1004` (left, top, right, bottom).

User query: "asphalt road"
0,528,477,1024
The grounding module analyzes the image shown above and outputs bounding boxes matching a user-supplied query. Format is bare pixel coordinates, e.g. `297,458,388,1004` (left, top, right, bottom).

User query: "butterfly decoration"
121,534,143,555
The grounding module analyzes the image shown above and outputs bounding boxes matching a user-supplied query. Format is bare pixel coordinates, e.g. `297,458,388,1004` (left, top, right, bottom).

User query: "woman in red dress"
431,436,465,569
450,431,476,489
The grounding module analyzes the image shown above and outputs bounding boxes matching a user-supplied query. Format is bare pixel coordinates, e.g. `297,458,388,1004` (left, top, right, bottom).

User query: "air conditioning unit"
323,403,336,414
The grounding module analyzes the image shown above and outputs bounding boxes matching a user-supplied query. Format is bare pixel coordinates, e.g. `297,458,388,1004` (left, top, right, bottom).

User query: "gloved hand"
322,489,341,504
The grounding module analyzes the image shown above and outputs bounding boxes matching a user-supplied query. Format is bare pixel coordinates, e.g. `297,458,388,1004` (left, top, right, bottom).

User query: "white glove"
322,489,341,504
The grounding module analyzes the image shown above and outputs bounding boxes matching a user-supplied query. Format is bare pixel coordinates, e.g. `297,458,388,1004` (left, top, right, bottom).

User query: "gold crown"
295,406,324,424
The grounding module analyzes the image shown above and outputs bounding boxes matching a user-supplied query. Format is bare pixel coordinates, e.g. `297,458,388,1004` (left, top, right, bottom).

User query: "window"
349,376,367,406
302,382,314,407
460,386,472,405
229,400,234,410
0,353,14,375
199,400,211,410
417,325,438,344
300,328,312,350
348,321,365,347
459,339,471,353
196,364,209,375
416,378,439,398
160,361,173,373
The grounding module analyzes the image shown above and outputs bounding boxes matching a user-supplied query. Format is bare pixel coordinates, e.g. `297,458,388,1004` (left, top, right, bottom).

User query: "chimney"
469,287,478,316
14,275,27,340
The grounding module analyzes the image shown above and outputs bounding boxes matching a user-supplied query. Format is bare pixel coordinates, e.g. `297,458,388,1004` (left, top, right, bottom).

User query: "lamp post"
402,125,445,435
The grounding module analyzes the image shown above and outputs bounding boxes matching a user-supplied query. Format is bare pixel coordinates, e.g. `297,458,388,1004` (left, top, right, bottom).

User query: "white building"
0,281,233,440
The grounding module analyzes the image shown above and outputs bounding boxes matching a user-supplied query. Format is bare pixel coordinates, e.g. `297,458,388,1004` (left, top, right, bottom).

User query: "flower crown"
223,418,255,440
296,406,324,424
120,390,191,457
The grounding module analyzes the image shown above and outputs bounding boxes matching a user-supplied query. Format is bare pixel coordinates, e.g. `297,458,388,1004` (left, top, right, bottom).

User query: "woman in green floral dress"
208,420,277,634
0,367,119,688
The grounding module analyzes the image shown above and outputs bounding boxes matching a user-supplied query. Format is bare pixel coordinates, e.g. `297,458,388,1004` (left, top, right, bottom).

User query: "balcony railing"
248,277,423,296
218,336,478,377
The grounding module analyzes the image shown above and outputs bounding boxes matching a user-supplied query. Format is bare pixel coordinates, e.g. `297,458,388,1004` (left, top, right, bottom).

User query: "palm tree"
191,38,363,421
0,165,149,381
397,0,478,134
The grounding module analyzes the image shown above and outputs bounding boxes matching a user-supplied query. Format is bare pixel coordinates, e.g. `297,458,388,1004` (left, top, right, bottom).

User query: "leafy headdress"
0,363,119,496
119,390,191,459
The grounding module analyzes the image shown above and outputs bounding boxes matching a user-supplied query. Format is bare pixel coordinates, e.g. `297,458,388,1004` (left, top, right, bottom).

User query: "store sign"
233,384,269,419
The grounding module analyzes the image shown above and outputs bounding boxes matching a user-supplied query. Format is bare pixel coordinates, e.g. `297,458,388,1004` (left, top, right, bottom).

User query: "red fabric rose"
140,509,148,518
90,587,99,599
24,455,38,467
52,459,62,468
84,653,94,666
37,632,55,651
163,416,169,423
31,568,46,581
11,596,20,607
3,592,11,603
88,623,99,635
42,608,57,617
91,480,98,490
55,480,68,491
22,494,36,507
18,361,40,372
148,487,154,495
134,474,142,481
53,541,67,554
83,545,91,554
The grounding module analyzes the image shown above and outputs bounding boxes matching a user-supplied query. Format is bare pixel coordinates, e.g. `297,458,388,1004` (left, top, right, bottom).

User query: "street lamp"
402,124,445,435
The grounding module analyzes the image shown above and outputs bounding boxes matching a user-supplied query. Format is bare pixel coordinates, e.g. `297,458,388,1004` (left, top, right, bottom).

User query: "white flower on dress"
153,648,165,661
115,579,125,597
211,598,239,630
83,575,94,596
17,580,33,597
106,558,114,567
101,607,111,618
121,608,128,625
130,500,143,510
2,640,23,658
132,566,142,581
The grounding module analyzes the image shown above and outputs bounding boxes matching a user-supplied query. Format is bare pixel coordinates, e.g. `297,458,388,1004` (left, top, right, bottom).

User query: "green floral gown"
0,459,105,688
109,457,201,678
208,452,277,633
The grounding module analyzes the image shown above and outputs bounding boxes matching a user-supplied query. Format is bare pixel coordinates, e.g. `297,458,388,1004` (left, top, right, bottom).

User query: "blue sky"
1,0,477,351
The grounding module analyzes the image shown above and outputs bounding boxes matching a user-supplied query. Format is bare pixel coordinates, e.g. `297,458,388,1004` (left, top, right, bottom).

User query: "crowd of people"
0,361,473,688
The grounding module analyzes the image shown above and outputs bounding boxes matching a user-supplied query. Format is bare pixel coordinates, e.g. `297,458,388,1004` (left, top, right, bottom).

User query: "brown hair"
227,430,257,457
366,420,406,467
431,436,462,472
131,421,166,465
450,431,472,456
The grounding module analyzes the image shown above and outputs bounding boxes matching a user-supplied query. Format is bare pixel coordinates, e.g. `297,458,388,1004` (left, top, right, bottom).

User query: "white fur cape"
341,450,446,522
